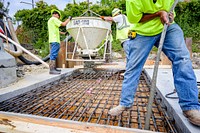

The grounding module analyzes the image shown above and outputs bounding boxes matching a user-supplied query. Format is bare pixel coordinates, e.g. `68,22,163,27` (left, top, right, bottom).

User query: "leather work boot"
183,110,200,126
108,105,130,116
49,60,61,75
55,68,61,72
54,61,61,72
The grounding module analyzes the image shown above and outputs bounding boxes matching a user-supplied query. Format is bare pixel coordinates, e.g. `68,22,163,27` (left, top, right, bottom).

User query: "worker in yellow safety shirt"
100,8,135,49
48,9,72,75
107,0,200,127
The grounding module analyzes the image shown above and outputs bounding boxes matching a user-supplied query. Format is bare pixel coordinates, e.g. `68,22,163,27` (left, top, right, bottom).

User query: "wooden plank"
56,41,67,68
0,119,90,133
0,112,157,133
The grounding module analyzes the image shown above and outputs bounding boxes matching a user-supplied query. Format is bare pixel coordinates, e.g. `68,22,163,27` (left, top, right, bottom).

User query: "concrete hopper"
66,17,111,50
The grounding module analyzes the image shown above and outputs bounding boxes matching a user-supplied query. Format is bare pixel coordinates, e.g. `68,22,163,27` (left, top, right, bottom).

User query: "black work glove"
65,31,69,36
68,16,72,20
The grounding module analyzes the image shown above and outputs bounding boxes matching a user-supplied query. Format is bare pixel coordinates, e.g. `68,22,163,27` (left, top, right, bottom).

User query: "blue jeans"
50,42,60,60
120,23,200,111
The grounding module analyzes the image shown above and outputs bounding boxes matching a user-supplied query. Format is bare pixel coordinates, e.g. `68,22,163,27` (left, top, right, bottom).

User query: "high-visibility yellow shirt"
113,14,134,43
48,17,62,43
126,0,174,36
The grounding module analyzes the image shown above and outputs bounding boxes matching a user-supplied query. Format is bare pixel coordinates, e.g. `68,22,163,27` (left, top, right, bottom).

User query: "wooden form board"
0,111,157,133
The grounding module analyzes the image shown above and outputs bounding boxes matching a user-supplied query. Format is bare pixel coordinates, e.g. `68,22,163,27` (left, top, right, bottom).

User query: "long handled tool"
144,0,179,130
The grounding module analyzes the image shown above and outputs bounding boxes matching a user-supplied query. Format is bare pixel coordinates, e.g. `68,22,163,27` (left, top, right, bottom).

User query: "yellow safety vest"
116,15,131,42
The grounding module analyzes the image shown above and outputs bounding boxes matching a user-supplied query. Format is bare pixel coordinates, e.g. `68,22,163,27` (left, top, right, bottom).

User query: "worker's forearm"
139,11,168,23
103,17,113,21
60,31,65,35
139,12,160,23
61,19,70,26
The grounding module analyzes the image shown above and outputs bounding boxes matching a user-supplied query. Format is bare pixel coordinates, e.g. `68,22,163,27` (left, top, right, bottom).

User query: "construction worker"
108,0,200,127
48,9,72,74
100,8,135,49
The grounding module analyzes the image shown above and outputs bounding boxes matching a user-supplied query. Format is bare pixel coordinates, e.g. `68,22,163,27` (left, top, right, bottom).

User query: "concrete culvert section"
0,69,177,132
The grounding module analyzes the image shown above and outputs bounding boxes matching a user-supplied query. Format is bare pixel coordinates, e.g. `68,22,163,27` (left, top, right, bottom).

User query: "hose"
18,54,50,65
0,19,12,38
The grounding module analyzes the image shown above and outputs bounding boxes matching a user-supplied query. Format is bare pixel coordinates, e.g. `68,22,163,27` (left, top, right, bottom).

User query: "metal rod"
81,27,92,60
71,27,80,59
49,72,101,118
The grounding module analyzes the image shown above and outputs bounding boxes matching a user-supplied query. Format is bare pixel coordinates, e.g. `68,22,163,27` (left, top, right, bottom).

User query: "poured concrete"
145,69,200,133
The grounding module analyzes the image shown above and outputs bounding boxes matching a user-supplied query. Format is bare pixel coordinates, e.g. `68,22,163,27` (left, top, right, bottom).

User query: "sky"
3,0,98,18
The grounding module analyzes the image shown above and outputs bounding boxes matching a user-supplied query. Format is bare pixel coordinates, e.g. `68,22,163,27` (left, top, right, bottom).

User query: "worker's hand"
158,10,169,25
100,16,105,20
168,11,174,23
65,31,69,36
68,16,72,20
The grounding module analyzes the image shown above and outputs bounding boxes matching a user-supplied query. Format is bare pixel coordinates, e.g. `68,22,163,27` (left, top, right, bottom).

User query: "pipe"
0,32,49,68
0,19,12,38
0,10,72,65
5,16,23,56
0,18,50,65
0,10,23,57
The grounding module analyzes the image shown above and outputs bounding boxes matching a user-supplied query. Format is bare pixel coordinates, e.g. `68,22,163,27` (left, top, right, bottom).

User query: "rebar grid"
0,69,177,132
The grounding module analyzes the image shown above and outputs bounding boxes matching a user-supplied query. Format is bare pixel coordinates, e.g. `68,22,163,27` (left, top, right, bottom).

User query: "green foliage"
14,0,127,57
112,39,122,51
192,43,200,53
14,1,57,57
14,0,200,58
175,0,200,41
0,2,3,9
35,39,49,57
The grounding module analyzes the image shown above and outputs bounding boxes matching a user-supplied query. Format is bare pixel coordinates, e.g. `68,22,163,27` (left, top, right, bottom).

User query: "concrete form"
145,69,200,133
0,65,200,133
0,40,17,88
0,111,155,133
0,68,155,133
0,68,76,102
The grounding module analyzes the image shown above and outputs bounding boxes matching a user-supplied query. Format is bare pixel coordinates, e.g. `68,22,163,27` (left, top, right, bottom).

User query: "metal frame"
66,26,112,62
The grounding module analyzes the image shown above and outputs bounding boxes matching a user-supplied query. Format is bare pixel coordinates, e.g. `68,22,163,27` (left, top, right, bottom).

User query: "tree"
14,0,200,57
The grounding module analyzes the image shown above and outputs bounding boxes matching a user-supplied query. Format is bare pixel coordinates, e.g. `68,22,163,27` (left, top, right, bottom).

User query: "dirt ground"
16,52,49,77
